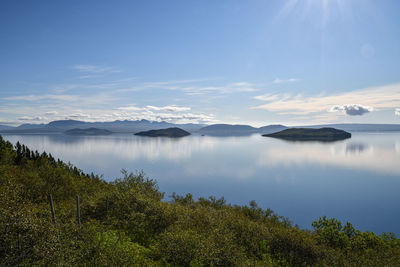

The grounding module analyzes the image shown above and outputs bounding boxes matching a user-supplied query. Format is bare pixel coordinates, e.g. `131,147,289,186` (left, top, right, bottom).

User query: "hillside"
263,128,352,141
134,127,190,137
64,128,112,136
198,124,258,136
0,119,204,134
1,135,399,266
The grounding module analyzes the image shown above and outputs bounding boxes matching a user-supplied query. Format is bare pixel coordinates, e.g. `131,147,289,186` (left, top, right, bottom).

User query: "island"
64,128,112,136
263,127,351,141
134,127,191,137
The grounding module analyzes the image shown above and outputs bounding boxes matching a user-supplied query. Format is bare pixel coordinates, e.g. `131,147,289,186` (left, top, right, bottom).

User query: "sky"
1,0,400,127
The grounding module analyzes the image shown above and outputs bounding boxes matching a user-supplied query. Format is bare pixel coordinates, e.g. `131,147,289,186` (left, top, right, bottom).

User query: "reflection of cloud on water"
257,140,400,175
4,135,216,162
182,163,256,180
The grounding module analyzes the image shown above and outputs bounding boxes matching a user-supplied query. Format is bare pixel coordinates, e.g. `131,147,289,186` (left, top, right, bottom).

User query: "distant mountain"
1,120,399,135
198,124,287,136
298,124,400,132
16,123,46,129
64,128,112,136
0,119,205,134
198,124,258,136
197,123,400,136
263,127,352,142
48,120,87,127
0,125,15,131
258,124,288,134
134,127,190,137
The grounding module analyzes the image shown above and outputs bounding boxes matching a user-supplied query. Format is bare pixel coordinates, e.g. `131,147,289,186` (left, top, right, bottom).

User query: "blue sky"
1,0,400,126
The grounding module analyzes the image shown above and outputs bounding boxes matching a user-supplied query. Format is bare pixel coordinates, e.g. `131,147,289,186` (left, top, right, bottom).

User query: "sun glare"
280,0,353,27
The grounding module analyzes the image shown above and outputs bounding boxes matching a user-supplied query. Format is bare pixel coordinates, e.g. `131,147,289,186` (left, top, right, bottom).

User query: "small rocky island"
263,127,351,141
64,128,112,136
134,127,191,137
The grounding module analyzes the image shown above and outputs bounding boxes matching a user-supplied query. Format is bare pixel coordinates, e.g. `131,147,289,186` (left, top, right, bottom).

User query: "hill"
134,127,190,137
198,124,258,136
0,119,204,134
263,127,352,141
64,128,112,136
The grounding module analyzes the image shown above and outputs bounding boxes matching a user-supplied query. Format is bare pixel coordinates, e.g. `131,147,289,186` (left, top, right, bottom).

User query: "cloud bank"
8,104,215,125
253,83,400,115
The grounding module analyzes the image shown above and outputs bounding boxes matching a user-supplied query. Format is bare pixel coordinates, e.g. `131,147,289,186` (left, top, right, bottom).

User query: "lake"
3,132,400,235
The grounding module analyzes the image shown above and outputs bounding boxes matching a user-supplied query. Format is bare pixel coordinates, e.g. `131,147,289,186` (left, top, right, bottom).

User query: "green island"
0,135,399,266
64,128,113,136
263,127,352,141
135,127,191,137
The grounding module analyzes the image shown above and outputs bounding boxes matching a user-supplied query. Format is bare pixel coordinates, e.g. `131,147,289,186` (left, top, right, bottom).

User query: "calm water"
3,133,400,235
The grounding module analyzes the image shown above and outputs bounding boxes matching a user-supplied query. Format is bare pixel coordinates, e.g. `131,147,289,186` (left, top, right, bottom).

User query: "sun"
279,0,352,27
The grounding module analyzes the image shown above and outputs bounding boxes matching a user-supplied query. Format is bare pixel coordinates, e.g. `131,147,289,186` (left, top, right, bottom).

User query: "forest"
1,135,399,266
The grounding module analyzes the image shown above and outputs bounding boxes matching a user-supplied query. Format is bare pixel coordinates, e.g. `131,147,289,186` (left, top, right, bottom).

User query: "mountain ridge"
1,120,400,135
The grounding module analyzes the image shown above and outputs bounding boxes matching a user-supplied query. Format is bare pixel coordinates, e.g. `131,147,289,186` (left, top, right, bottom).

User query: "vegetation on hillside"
135,127,190,137
263,127,352,141
0,135,399,266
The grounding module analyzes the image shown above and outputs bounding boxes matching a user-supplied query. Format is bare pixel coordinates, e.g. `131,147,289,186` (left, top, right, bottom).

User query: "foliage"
0,135,399,266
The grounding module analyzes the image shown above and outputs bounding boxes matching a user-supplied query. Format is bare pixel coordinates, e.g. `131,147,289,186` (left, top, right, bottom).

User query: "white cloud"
395,108,400,116
79,75,98,79
118,80,259,95
45,111,58,115
146,105,191,112
18,116,46,121
253,94,279,101
227,82,259,92
113,110,215,124
72,64,120,74
4,94,79,102
113,105,212,124
253,83,400,115
273,78,297,84
116,105,191,112
3,92,119,108
66,113,91,119
116,106,143,111
330,104,373,116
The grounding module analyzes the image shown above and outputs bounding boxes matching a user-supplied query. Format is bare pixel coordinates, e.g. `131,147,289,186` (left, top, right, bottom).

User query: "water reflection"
258,135,400,175
3,133,400,176
345,142,369,154
3,134,215,162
